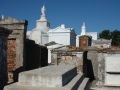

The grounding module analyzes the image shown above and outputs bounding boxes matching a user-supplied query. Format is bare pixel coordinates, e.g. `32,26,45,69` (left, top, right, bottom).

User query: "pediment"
48,26,70,33
0,16,24,24
48,26,76,35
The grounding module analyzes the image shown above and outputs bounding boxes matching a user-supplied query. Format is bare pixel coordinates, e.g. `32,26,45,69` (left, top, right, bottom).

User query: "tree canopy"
99,30,120,46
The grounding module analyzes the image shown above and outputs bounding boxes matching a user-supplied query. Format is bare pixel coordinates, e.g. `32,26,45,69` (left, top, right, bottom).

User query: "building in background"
27,5,100,64
92,38,112,48
76,22,98,47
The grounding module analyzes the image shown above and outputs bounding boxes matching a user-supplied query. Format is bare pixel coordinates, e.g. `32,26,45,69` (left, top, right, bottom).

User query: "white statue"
41,5,46,16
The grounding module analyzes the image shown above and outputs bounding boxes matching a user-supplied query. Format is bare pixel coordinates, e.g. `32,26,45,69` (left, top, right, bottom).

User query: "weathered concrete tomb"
0,16,28,83
4,66,89,90
84,49,120,90
51,45,84,72
50,46,120,90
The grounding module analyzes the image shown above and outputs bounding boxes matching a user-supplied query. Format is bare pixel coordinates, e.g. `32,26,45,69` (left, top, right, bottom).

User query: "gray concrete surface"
77,78,89,90
18,66,77,87
4,66,90,90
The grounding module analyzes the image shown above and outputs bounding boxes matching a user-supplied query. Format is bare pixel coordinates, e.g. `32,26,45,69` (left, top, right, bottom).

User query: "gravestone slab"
18,66,77,87
4,65,90,90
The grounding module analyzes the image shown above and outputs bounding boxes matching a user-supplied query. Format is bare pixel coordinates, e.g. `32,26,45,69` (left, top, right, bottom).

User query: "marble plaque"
105,56,120,72
105,73,120,86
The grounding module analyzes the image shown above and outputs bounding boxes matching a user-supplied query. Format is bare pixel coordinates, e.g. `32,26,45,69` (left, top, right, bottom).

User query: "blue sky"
0,0,120,35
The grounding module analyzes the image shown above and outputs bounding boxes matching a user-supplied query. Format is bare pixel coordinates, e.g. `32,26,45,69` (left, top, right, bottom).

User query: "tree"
99,30,112,39
111,30,120,46
99,30,120,46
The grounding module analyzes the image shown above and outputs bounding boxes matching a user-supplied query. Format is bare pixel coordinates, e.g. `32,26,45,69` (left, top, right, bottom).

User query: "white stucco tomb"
27,5,76,47
27,5,50,45
48,24,76,46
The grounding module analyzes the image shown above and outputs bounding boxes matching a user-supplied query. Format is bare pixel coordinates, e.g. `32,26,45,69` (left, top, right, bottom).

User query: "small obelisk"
81,22,86,35
1,15,4,19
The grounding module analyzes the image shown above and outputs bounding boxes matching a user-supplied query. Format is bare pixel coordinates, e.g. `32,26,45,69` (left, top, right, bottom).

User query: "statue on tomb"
41,5,46,16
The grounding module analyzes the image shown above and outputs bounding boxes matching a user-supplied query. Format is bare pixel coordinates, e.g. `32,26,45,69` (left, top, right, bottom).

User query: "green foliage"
99,30,120,46
99,30,112,39
111,30,120,45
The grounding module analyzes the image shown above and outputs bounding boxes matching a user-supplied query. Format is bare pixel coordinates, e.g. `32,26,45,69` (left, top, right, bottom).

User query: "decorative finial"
1,15,4,19
83,22,85,26
41,5,46,16
81,22,86,35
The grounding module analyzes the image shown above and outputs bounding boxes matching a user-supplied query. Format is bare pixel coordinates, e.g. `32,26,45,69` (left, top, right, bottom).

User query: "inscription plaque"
105,56,120,72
